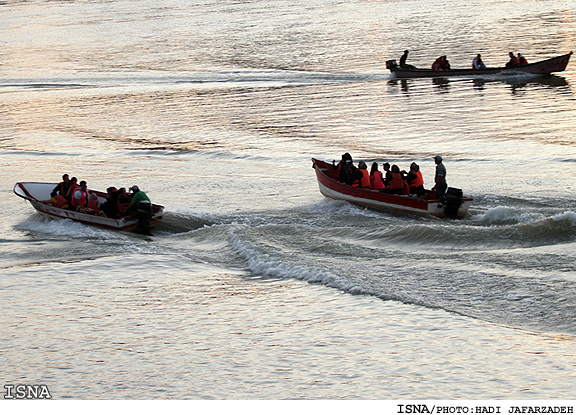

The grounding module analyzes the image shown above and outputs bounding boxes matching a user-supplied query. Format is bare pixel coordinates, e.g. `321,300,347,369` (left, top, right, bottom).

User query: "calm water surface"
2,0,576,400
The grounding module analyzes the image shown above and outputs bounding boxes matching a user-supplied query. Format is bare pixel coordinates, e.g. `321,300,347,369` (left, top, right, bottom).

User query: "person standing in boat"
472,54,486,69
432,155,447,203
399,50,416,69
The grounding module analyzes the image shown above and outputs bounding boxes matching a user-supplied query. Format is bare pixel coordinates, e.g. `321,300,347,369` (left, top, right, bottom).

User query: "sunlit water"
2,0,576,399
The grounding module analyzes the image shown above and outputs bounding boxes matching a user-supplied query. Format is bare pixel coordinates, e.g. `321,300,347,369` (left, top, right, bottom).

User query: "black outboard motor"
134,200,153,235
386,59,398,70
444,187,463,219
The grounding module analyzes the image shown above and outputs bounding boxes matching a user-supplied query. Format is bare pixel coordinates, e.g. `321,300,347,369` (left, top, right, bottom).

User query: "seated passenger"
71,180,89,212
350,161,370,188
101,187,118,218
65,177,79,204
370,162,385,190
116,188,131,217
432,57,443,71
87,193,101,211
399,50,416,69
50,174,71,197
405,162,425,196
384,165,406,195
506,52,520,68
518,53,528,65
333,153,354,183
440,55,451,70
472,54,486,69
382,162,393,187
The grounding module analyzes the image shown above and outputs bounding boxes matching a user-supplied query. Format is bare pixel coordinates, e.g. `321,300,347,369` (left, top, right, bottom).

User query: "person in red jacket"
384,165,406,195
518,53,528,65
506,52,520,67
351,161,370,188
370,162,385,190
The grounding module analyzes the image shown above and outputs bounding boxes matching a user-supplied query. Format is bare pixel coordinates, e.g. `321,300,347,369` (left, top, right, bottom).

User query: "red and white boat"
312,158,473,218
14,182,164,232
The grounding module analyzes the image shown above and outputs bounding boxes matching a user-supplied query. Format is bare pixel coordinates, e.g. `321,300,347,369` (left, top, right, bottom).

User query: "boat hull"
388,52,572,79
312,159,472,218
14,182,164,232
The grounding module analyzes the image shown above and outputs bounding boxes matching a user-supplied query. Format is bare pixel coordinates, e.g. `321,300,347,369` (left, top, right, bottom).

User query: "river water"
2,0,576,400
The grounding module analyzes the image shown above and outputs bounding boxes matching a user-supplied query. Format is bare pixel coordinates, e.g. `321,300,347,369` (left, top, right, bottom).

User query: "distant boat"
14,182,164,233
386,52,572,79
312,158,473,218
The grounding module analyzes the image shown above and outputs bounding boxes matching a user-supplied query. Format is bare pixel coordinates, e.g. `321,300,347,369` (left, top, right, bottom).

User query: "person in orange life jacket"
65,177,78,203
506,52,520,68
333,152,353,183
472,54,486,69
404,162,425,196
518,53,528,65
350,161,370,188
116,188,131,217
431,57,443,71
50,174,71,198
384,165,406,195
87,193,100,211
370,162,385,190
347,161,364,187
432,155,447,203
71,180,89,211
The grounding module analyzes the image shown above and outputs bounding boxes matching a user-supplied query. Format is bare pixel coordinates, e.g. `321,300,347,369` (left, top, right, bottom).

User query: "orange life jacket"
87,198,100,211
51,195,69,208
358,169,370,189
370,171,385,190
409,171,424,188
432,59,442,71
116,194,131,213
71,188,88,208
388,172,405,190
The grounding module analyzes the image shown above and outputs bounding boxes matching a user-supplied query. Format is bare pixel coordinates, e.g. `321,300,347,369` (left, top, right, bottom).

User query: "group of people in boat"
399,50,529,71
48,173,151,218
332,153,448,202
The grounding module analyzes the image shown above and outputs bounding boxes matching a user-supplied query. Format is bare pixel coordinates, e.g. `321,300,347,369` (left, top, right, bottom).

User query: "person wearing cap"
127,185,150,210
432,155,447,203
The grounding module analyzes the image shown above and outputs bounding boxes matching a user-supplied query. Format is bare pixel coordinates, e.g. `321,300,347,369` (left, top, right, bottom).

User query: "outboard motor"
444,187,463,219
386,59,398,70
134,200,153,235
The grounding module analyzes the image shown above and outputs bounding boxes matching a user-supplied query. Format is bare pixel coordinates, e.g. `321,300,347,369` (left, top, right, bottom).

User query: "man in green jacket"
128,185,150,207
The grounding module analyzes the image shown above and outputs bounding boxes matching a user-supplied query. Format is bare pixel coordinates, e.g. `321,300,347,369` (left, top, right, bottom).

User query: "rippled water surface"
2,0,576,400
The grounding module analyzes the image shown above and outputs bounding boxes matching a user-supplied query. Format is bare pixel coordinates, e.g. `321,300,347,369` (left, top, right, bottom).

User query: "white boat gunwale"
13,182,164,232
